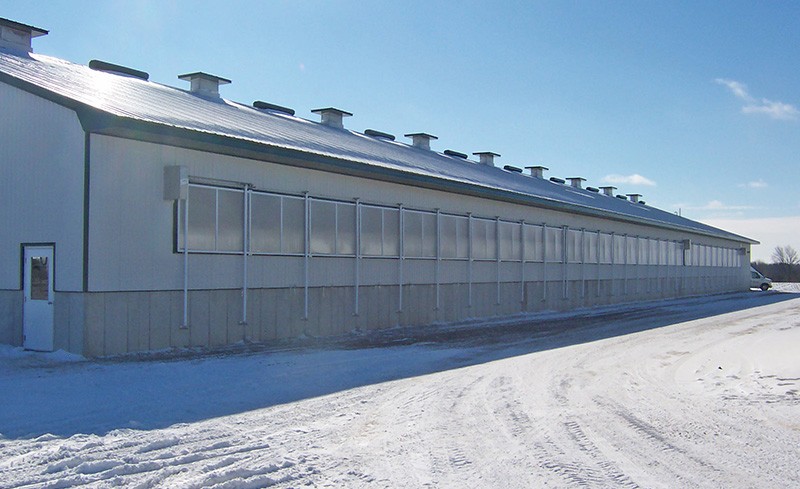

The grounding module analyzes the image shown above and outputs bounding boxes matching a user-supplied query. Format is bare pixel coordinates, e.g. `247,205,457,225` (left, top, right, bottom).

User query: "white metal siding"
87,135,750,293
0,82,85,291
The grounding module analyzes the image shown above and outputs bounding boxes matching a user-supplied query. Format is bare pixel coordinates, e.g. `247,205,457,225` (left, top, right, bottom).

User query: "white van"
750,267,773,291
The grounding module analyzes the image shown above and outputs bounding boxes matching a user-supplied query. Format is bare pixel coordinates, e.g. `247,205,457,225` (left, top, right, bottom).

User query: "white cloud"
715,78,750,100
742,99,799,120
739,179,768,189
715,78,798,121
600,173,656,186
683,200,754,212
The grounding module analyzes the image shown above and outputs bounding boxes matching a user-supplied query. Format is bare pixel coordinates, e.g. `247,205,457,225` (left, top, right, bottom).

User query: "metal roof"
0,48,756,244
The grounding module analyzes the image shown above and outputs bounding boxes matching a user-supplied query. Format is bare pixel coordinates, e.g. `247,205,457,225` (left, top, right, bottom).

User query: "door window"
30,256,49,301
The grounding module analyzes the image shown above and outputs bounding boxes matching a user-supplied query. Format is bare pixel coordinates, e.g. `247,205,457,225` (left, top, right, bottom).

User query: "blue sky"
2,1,797,261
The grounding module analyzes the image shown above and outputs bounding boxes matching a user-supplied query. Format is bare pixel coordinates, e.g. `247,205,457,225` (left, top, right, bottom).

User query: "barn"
0,18,757,357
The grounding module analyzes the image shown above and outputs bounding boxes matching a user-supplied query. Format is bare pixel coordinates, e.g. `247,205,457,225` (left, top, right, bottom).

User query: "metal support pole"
520,220,525,306
240,186,250,326
562,225,568,300
468,213,473,308
623,234,628,296
354,198,361,316
596,230,601,298
398,204,404,313
580,228,585,299
542,223,548,302
610,232,615,297
181,189,189,329
496,217,501,306
303,191,309,320
435,209,441,311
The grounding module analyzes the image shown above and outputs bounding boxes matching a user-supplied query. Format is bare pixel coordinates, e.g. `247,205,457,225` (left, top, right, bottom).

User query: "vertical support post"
303,191,309,320
637,238,653,295
398,204,404,314
467,213,473,308
580,228,586,299
562,225,568,300
435,209,441,311
354,198,361,316
496,217,501,306
610,232,615,297
596,230,601,298
542,223,548,302
520,220,525,306
623,234,628,296
181,188,190,329
241,185,250,326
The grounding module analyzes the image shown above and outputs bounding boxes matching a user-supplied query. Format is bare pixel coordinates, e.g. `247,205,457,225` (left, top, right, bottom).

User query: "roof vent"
586,186,600,193
616,194,628,199
178,72,231,97
444,149,468,159
550,177,566,184
405,132,438,150
599,186,617,196
503,165,523,173
253,100,295,116
89,60,149,80
365,129,395,141
567,177,586,189
0,18,47,53
525,166,548,178
474,152,500,167
626,194,642,203
311,107,352,129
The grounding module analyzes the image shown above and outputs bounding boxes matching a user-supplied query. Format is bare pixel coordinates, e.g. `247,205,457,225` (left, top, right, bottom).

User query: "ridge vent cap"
405,132,438,150
178,72,231,97
0,17,47,53
311,107,352,129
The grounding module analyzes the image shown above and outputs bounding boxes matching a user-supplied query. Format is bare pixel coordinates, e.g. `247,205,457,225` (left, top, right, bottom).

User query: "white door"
23,245,54,351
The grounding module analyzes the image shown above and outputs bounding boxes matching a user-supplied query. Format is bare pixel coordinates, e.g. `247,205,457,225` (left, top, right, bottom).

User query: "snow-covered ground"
2,287,799,488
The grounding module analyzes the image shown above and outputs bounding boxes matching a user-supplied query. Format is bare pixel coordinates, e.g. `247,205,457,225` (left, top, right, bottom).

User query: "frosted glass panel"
545,227,563,262
626,236,637,265
421,212,437,258
599,233,613,264
187,186,216,251
403,210,423,258
499,221,521,261
567,229,582,263
383,208,400,256
440,215,457,258
360,206,383,256
337,203,356,255
471,218,494,260
217,189,244,252
282,196,305,253
523,224,543,262
585,232,598,264
310,200,336,254
250,193,281,253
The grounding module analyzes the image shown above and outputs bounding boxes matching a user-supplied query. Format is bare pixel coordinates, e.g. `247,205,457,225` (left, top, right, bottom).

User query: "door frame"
21,242,56,351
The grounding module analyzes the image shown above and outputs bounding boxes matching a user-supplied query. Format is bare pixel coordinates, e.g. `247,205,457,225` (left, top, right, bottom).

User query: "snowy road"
2,288,799,487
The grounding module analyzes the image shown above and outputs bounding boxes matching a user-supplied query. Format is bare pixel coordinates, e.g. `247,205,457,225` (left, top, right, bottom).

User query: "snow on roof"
0,48,755,243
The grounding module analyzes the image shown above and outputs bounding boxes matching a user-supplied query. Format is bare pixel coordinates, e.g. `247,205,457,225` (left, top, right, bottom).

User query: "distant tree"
771,245,798,266
769,245,800,282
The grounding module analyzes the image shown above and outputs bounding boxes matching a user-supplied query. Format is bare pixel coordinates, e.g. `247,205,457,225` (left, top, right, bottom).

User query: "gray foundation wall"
62,271,745,357
0,290,23,346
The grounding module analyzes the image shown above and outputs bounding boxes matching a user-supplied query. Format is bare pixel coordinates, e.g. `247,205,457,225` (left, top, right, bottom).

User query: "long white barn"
0,18,757,357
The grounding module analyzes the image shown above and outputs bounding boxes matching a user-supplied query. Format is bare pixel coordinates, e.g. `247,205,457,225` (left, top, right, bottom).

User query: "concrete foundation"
13,268,742,357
